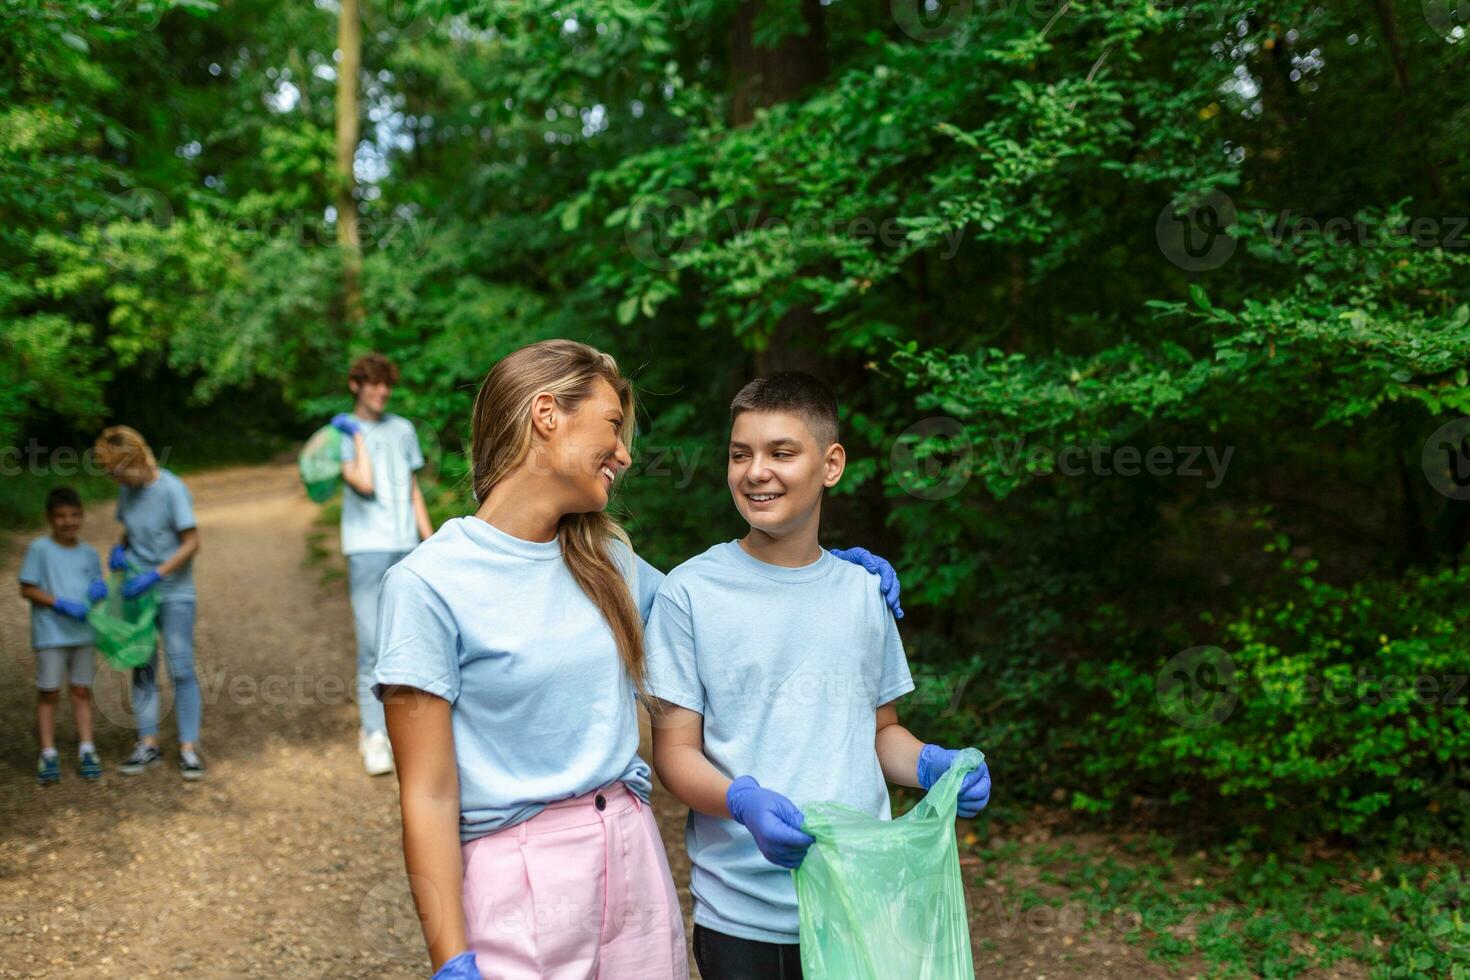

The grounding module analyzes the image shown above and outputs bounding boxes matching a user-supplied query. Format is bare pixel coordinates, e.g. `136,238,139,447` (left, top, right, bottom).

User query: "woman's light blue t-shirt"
644,541,915,945
116,469,196,603
371,516,663,842
19,536,103,649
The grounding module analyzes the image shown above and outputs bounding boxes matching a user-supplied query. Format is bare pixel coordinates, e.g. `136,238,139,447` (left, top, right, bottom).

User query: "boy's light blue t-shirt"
340,413,424,556
645,541,915,945
19,536,103,649
116,469,196,603
371,516,664,842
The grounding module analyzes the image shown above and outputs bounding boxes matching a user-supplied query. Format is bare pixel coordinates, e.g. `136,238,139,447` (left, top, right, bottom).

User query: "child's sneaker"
79,749,103,781
36,753,60,786
119,743,162,775
179,750,205,781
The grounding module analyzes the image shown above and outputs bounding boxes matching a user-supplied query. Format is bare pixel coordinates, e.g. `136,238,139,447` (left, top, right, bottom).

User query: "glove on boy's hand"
330,413,363,437
108,544,129,571
727,776,815,869
53,597,90,621
122,570,162,599
917,744,992,818
87,579,108,603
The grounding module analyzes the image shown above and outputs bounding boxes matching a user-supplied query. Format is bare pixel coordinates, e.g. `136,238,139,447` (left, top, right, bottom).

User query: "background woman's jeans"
131,599,202,744
348,550,412,736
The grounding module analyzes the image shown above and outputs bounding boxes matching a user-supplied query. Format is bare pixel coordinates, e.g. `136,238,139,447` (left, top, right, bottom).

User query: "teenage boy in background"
331,353,434,776
647,372,992,979
19,487,107,784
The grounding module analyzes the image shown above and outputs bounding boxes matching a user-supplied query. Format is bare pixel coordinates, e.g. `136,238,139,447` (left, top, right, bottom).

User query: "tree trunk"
728,0,829,375
335,0,364,326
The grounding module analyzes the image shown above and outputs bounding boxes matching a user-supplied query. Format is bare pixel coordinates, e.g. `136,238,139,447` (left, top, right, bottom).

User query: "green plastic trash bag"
298,424,343,503
87,568,159,669
793,747,983,980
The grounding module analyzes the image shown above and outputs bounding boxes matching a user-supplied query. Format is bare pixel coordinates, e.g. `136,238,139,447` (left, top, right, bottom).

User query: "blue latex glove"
726,776,815,869
917,744,991,818
331,412,363,437
431,951,483,980
122,570,162,599
830,546,904,619
53,597,89,621
87,579,108,603
108,544,129,572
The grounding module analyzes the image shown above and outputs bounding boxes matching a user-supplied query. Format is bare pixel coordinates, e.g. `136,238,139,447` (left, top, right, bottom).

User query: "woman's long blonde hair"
93,426,157,482
470,340,646,695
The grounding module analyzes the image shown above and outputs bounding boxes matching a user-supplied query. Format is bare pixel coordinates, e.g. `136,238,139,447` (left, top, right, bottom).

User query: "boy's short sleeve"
405,420,425,472
875,611,915,707
170,478,197,532
86,545,102,580
18,540,43,586
340,432,356,463
372,565,462,704
644,588,703,713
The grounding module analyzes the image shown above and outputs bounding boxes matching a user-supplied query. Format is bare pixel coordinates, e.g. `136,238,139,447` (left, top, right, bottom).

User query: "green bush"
1070,541,1470,848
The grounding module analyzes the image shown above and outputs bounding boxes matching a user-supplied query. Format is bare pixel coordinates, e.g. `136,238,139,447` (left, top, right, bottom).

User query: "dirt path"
0,462,1180,978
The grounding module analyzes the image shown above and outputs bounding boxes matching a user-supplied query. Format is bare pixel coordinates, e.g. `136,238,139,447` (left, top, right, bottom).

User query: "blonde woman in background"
94,426,205,780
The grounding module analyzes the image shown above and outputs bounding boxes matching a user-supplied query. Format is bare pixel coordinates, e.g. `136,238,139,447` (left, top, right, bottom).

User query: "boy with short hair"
330,353,434,776
19,486,107,784
647,372,991,978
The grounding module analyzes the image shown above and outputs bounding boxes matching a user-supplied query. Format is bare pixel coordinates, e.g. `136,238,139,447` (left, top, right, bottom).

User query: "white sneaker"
360,731,394,776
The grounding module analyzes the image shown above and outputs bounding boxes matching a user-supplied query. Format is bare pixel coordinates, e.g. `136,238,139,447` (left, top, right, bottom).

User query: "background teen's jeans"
131,599,202,744
348,550,412,736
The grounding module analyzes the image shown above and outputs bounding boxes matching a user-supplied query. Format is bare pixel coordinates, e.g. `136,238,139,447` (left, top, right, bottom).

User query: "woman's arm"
650,702,733,819
156,527,200,578
384,685,467,971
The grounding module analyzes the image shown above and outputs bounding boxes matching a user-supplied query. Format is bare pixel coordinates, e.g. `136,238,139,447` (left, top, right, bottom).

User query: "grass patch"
973,833,1469,978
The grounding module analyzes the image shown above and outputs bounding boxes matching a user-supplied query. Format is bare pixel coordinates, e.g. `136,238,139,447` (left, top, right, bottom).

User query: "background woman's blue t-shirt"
115,468,197,604
371,516,663,842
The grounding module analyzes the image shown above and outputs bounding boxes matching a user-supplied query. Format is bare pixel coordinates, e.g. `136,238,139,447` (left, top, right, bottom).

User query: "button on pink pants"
460,782,689,979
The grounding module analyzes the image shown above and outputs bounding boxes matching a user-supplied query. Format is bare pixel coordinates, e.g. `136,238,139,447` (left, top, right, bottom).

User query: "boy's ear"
823,441,847,488
348,378,361,396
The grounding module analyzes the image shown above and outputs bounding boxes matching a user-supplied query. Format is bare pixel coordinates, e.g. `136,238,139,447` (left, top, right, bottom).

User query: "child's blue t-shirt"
371,515,663,842
644,540,915,944
339,413,424,556
19,536,103,650
115,468,196,603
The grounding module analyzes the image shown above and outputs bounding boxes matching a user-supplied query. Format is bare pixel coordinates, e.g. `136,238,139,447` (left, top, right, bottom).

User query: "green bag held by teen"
298,424,343,503
793,748,982,980
87,567,159,669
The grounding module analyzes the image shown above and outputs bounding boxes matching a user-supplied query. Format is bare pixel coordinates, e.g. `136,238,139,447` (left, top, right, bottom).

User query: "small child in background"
19,486,107,785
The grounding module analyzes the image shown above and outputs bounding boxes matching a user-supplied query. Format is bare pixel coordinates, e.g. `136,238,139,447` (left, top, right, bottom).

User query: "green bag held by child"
87,567,159,669
298,424,343,503
793,747,982,980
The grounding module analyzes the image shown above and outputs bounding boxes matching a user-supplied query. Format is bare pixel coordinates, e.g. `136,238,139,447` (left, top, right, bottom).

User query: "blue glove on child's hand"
430,951,483,980
331,412,363,437
122,570,162,599
53,597,90,621
108,544,129,571
727,776,815,869
917,743,991,818
830,546,904,619
87,579,108,603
